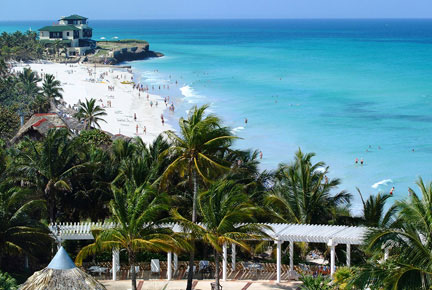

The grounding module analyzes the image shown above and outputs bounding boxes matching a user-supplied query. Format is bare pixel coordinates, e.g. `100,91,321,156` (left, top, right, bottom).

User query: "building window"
49,32,62,39
67,32,70,36
83,29,92,38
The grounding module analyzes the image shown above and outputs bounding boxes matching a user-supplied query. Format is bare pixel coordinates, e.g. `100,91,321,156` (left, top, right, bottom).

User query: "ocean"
2,19,432,211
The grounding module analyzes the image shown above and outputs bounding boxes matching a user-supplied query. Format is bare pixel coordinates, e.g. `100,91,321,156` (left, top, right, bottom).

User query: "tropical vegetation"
173,180,269,289
0,65,430,290
0,271,18,290
75,98,107,129
75,183,182,290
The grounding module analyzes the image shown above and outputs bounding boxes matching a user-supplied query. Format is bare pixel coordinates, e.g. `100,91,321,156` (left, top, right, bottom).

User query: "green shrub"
0,271,18,290
333,267,355,290
300,274,332,290
0,105,20,142
78,129,112,147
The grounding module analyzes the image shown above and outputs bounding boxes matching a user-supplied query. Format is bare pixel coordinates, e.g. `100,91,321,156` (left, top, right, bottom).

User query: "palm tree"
75,183,182,290
17,67,41,97
52,40,63,59
31,94,51,113
75,98,107,129
42,74,63,111
13,128,85,222
172,180,270,289
17,68,41,113
116,136,172,188
267,148,351,225
351,177,432,289
161,105,236,290
356,188,397,228
0,183,51,268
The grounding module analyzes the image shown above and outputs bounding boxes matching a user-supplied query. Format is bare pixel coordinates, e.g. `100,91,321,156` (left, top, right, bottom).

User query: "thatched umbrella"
19,247,106,290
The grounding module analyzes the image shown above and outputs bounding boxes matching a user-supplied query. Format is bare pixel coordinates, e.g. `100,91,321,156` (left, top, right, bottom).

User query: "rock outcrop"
86,41,163,65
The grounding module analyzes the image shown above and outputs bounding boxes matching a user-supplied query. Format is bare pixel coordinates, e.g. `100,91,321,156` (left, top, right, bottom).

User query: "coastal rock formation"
86,41,163,65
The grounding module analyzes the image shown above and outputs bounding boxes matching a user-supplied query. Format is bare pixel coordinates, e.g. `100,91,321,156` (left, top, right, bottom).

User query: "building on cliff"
38,14,96,57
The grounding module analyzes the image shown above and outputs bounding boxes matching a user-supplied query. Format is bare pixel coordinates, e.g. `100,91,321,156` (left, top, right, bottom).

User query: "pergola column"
328,239,337,278
112,248,119,281
346,244,351,267
222,243,228,281
289,241,294,272
167,252,172,280
232,243,236,271
276,240,282,283
173,253,178,271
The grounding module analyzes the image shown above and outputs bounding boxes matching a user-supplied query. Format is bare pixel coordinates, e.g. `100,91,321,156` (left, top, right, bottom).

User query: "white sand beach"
14,62,174,143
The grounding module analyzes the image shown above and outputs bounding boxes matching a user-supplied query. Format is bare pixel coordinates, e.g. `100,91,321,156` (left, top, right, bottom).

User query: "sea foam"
232,126,244,133
180,85,204,104
371,179,393,189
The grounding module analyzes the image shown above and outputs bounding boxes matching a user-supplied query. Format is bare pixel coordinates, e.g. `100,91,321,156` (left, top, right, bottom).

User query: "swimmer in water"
259,151,263,159
390,187,395,195
355,158,358,164
245,118,248,124
360,158,364,165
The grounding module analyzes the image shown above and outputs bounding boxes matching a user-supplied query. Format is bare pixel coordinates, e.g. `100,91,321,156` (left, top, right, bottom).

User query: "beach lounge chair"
199,260,211,279
211,282,223,290
151,259,160,278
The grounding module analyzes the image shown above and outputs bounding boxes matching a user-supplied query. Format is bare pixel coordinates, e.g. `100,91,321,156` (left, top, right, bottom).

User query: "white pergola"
49,222,368,282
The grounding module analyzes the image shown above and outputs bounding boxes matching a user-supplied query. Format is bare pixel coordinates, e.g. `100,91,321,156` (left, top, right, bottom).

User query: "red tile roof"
32,118,48,127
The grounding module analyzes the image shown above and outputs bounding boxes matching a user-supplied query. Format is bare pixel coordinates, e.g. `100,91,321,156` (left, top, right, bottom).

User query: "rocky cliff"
85,40,163,65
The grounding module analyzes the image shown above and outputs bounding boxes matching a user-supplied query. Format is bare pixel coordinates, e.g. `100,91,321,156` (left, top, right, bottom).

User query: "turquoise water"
2,19,432,210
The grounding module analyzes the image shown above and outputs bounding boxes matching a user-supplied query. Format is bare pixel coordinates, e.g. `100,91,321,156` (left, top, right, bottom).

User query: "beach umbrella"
19,247,106,290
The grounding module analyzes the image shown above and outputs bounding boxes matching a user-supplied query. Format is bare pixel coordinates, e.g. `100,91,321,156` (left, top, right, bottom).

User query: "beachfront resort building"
38,14,95,57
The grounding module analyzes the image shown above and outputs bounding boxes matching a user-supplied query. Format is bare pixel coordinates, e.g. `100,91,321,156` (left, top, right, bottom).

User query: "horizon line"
2,17,432,22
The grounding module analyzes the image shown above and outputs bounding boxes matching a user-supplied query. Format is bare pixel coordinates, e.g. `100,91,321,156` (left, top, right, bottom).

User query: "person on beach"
150,101,153,107
134,113,137,121
136,125,138,135
143,126,146,135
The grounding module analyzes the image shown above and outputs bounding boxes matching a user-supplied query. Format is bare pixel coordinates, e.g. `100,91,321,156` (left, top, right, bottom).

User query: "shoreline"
13,61,176,144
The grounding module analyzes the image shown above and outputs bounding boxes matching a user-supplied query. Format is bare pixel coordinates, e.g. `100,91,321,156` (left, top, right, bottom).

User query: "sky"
1,0,432,20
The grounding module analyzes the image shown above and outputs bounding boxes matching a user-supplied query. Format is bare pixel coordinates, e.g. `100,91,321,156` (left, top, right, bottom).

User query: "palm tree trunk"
214,249,220,289
192,170,198,222
49,99,56,112
45,183,56,223
129,251,137,290
186,170,198,290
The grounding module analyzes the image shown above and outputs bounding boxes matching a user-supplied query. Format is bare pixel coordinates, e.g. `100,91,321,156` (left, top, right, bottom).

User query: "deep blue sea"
2,19,432,211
